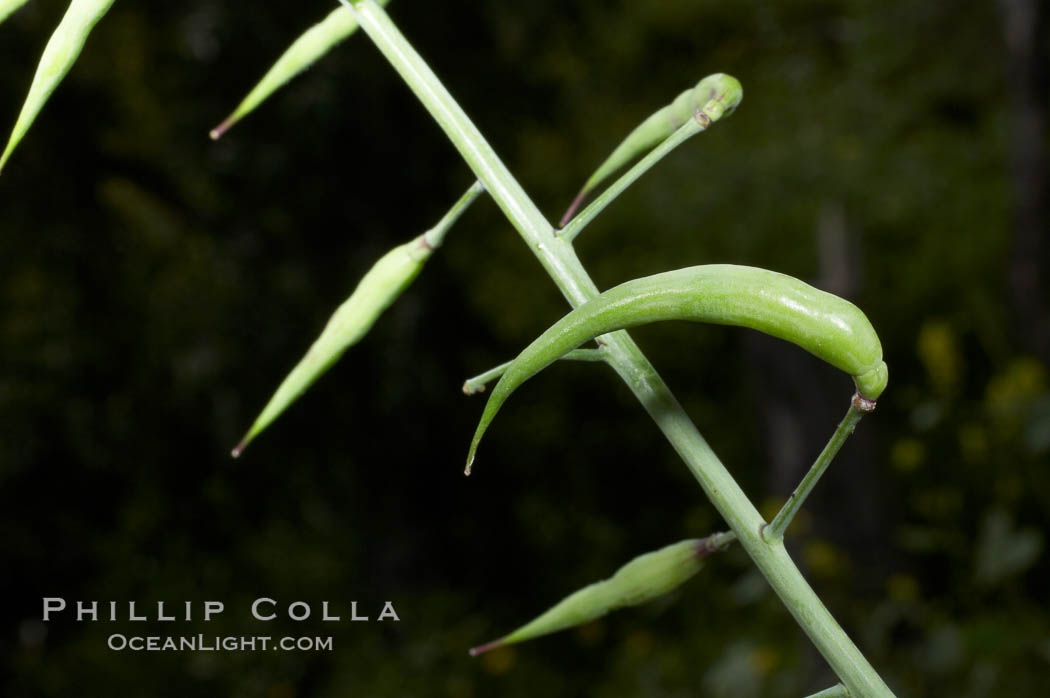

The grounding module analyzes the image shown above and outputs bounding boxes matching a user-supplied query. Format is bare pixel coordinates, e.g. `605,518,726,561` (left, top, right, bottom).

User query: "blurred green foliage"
1,0,1047,696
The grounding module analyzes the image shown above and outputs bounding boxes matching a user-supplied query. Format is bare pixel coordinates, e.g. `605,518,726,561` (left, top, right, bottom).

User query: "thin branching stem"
424,180,485,249
559,118,704,242
345,1,893,694
462,348,607,395
805,684,851,698
764,397,871,542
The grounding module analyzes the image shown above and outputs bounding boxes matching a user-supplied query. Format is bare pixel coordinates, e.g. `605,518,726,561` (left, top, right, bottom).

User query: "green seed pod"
0,0,115,173
210,0,391,139
560,73,743,226
1,0,31,26
469,533,733,656
467,264,887,472
232,233,433,457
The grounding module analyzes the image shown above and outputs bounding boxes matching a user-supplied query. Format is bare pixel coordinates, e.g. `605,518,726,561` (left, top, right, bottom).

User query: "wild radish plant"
234,2,895,693
4,1,897,695
244,1,892,694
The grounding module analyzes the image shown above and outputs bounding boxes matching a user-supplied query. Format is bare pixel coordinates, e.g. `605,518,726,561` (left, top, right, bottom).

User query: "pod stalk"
763,398,871,542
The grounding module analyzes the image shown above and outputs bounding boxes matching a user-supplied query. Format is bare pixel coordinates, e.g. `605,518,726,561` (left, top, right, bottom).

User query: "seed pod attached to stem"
233,181,483,456
233,234,432,457
0,0,115,174
466,264,887,473
210,0,391,140
560,73,743,226
469,533,735,656
1,0,31,26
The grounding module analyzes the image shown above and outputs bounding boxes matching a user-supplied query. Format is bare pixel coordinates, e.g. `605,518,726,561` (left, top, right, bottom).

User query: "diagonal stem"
764,396,873,542
558,118,704,242
462,348,607,396
424,179,484,249
344,2,893,695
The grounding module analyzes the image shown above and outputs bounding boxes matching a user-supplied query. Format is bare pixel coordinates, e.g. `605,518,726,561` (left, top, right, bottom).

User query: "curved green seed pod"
1,0,31,26
0,0,115,174
559,73,743,226
467,264,887,472
469,533,734,656
210,0,391,140
232,233,433,457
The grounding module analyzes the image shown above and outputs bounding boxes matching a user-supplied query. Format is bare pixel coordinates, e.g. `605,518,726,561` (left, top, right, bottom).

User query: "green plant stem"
424,179,484,249
806,685,851,698
462,348,607,395
1,0,31,26
345,1,893,695
764,400,868,542
558,118,703,242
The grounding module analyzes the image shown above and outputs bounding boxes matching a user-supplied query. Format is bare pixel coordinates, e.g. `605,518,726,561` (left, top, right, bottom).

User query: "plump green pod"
232,233,433,456
210,0,391,139
560,73,743,226
469,534,732,656
466,264,887,471
0,0,115,173
1,0,31,26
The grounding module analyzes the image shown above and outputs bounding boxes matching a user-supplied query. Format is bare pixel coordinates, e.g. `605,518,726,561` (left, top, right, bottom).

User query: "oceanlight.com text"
107,634,334,652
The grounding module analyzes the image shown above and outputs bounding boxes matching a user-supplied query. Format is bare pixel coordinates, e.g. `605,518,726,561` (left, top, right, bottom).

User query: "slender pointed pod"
232,234,432,457
469,533,735,656
0,0,115,173
559,73,743,226
233,181,483,456
210,0,391,140
466,264,887,472
1,0,31,26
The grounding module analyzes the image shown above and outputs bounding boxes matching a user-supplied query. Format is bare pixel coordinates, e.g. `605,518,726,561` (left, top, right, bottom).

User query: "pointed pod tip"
558,189,588,228
209,119,233,141
468,639,503,657
464,448,479,476
231,440,248,458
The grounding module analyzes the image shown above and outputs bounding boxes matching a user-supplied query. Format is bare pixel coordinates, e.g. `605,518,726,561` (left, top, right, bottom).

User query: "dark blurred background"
1,0,1047,695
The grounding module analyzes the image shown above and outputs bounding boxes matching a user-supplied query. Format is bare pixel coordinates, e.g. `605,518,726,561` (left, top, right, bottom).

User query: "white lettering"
204,601,224,621
42,597,66,621
76,601,98,622
252,598,276,621
288,601,310,621
378,602,400,622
